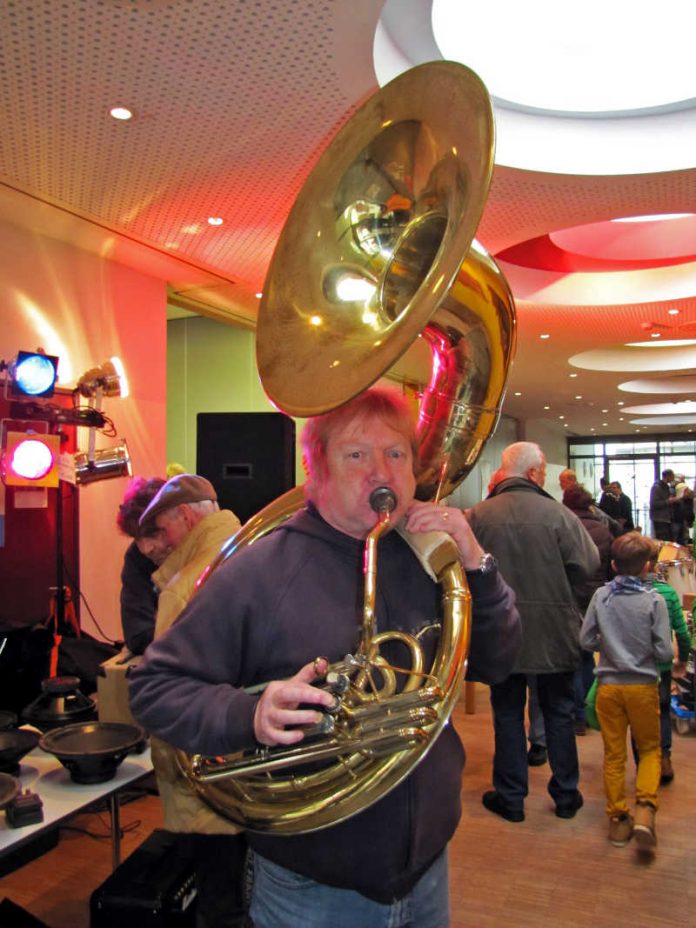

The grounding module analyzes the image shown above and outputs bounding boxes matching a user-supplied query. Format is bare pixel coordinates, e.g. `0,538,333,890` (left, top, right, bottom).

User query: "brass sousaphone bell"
178,61,517,833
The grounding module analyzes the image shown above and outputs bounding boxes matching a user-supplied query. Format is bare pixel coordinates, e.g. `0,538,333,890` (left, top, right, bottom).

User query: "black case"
90,829,197,927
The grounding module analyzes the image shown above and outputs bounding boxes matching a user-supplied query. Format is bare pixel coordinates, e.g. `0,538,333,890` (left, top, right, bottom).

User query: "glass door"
606,456,657,534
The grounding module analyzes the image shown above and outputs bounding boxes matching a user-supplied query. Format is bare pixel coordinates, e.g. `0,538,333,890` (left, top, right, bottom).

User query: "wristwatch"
477,552,497,574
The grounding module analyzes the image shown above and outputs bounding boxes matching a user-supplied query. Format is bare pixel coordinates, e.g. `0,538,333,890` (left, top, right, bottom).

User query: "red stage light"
2,431,60,487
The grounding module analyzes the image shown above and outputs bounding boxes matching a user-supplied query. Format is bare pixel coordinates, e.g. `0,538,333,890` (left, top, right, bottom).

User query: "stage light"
73,440,132,485
4,351,59,398
2,431,60,488
76,357,129,399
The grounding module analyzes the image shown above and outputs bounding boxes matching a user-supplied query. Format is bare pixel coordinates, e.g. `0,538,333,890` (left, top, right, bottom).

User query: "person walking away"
467,442,599,823
562,484,614,734
644,553,690,783
580,533,672,852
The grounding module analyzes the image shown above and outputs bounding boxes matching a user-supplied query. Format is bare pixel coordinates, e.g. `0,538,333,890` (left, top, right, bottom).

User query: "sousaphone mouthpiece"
369,487,397,514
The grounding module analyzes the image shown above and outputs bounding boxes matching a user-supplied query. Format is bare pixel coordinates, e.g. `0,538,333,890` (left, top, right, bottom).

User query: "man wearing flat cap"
138,473,246,928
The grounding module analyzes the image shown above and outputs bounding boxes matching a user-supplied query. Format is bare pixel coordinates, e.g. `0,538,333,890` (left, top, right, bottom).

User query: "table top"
0,741,152,857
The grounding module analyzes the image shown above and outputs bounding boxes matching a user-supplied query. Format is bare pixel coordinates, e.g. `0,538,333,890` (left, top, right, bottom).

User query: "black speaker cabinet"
196,412,296,524
90,830,196,928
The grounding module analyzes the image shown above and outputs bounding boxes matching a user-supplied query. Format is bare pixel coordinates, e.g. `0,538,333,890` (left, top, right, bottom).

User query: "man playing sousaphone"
130,386,521,928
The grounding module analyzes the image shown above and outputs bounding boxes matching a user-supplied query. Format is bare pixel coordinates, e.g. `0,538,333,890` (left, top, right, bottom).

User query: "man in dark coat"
650,469,677,541
467,442,599,823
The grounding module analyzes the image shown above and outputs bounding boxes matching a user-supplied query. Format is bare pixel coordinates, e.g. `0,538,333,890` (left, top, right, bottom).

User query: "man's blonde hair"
301,386,417,503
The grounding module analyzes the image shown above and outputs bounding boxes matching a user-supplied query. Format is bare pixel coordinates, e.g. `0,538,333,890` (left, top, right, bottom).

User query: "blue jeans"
249,849,449,928
526,674,546,746
490,671,579,811
573,650,596,723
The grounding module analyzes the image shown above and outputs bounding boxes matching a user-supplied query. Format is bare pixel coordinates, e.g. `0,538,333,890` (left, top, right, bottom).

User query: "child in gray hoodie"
581,532,672,852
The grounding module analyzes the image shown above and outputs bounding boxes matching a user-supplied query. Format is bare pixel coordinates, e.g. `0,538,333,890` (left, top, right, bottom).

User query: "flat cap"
139,473,217,531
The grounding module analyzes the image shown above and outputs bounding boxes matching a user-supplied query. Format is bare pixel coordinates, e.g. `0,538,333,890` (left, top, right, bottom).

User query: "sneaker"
482,790,525,823
527,743,548,766
608,813,634,847
660,753,674,784
633,802,657,851
555,790,584,819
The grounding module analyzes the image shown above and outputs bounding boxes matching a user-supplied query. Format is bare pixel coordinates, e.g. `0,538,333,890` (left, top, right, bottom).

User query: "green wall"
167,315,305,479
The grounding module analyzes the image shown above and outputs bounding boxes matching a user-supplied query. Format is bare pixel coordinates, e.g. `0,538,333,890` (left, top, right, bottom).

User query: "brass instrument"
178,60,516,834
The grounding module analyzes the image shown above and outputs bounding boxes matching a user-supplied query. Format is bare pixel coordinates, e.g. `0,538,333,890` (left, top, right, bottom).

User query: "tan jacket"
149,508,242,834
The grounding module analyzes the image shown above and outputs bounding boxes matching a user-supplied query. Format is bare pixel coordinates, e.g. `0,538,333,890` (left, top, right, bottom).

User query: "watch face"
479,553,497,574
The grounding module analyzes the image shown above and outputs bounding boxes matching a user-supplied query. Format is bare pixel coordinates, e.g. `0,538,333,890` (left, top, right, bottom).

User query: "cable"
60,558,119,645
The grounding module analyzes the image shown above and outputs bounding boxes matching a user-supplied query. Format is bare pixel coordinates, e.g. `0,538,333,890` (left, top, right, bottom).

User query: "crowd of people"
114,397,692,928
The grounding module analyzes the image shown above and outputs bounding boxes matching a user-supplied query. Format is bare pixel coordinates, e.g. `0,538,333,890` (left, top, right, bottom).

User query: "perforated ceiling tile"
0,0,380,283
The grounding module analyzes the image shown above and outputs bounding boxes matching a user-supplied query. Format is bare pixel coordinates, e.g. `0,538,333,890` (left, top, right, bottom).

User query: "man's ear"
610,559,618,574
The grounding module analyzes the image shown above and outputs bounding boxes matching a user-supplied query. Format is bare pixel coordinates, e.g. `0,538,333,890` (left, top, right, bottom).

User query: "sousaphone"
178,60,516,833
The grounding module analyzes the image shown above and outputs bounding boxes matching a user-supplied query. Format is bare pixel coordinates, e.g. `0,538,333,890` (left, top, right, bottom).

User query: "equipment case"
90,829,197,927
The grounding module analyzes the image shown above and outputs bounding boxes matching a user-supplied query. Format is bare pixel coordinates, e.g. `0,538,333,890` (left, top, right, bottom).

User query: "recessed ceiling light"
544,405,550,410
575,395,582,400
540,334,550,339
617,401,625,406
569,373,578,378
602,409,608,413
614,214,695,223
558,415,565,420
181,224,201,235
668,308,680,315
207,217,224,226
650,332,662,339
514,391,522,396
255,292,263,299
603,422,608,426
109,106,134,121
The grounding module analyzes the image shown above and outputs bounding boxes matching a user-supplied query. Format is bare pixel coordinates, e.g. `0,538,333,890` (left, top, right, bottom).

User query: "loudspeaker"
196,412,296,524
90,830,196,927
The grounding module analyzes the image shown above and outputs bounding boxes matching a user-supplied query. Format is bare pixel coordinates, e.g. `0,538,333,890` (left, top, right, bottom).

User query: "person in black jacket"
563,485,614,734
599,481,634,532
116,476,166,654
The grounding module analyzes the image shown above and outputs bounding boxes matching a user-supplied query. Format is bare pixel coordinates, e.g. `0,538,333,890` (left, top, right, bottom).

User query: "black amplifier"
90,829,197,928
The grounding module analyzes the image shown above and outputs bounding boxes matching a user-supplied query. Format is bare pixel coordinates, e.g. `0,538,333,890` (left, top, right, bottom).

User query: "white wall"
0,219,167,642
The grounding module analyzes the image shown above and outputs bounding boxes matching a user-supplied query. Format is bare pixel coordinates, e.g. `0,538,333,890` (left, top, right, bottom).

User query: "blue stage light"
11,351,59,397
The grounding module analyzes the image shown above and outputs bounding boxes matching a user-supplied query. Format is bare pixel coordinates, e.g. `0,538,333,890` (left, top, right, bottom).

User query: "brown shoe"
633,803,657,851
660,753,674,784
608,813,633,847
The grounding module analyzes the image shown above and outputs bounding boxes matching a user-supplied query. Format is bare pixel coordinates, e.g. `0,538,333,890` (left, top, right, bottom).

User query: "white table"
0,743,152,870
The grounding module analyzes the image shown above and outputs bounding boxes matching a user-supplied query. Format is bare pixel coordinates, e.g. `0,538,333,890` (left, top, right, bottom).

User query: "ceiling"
1,0,696,439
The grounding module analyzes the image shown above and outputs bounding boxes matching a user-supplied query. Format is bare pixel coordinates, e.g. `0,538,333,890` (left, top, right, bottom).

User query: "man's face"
314,415,416,539
559,474,574,492
135,531,169,566
137,505,190,564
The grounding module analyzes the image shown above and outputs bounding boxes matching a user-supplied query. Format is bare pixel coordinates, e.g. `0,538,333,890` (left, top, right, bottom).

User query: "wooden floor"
1,685,694,927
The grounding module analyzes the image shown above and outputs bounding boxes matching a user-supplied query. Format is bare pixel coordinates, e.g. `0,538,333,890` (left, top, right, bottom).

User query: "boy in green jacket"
645,556,690,783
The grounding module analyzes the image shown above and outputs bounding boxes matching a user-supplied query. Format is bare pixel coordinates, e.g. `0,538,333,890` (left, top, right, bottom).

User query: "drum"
659,554,696,604
657,541,691,562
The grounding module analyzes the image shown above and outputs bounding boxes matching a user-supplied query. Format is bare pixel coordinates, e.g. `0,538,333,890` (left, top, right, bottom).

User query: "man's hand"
253,659,334,746
404,501,485,570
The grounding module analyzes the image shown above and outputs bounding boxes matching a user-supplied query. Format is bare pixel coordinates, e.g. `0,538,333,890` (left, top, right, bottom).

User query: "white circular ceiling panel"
619,376,696,394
